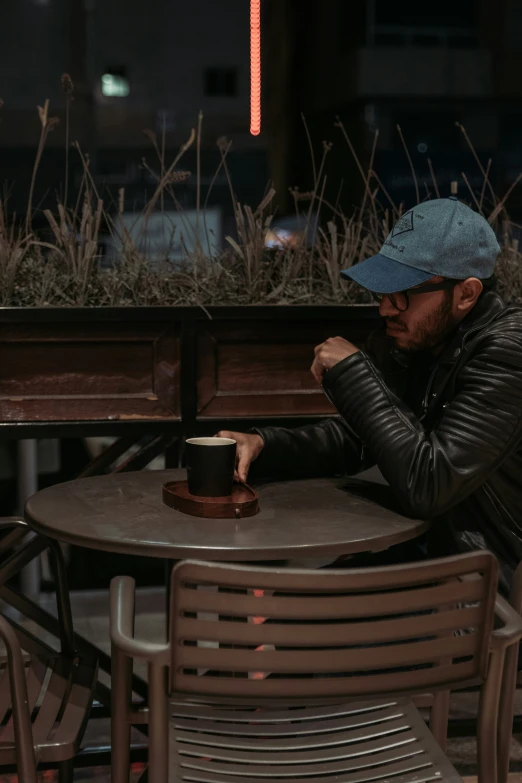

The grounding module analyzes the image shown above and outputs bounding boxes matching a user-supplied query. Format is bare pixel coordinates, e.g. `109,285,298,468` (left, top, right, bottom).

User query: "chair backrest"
169,550,498,699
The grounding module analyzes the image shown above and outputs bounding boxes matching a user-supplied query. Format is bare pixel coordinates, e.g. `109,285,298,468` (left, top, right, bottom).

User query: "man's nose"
379,295,400,317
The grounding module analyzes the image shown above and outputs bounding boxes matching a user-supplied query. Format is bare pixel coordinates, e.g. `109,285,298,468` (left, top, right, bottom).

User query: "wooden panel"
0,321,181,422
196,318,376,418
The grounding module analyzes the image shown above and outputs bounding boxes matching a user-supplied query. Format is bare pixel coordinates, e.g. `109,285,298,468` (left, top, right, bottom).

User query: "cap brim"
341,253,434,293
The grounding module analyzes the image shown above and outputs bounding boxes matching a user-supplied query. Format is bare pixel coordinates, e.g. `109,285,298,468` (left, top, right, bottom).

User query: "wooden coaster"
162,480,260,519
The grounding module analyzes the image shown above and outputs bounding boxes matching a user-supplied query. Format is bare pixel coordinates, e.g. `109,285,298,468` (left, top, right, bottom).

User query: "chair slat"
176,770,449,783
174,659,479,699
38,655,98,761
177,605,483,648
177,755,435,781
31,657,73,744
172,704,405,739
176,579,486,620
173,552,494,593
171,699,401,725
178,631,478,674
176,720,419,761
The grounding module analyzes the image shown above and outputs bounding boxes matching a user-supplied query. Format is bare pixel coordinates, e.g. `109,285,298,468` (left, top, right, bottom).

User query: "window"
101,66,130,98
363,0,478,47
204,68,238,97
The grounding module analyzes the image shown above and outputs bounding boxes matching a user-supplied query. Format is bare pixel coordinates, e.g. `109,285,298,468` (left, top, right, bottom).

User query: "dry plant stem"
456,122,498,208
460,172,482,213
354,129,379,254
196,110,203,239
370,169,398,214
219,143,238,215
74,142,101,202
64,97,70,210
26,100,59,235
161,117,166,215
302,113,317,188
73,143,112,236
427,159,440,199
488,171,522,225
335,117,376,208
305,142,331,249
480,159,492,213
311,175,328,251
144,128,196,220
203,141,232,257
334,178,345,213
73,167,87,223
396,124,419,205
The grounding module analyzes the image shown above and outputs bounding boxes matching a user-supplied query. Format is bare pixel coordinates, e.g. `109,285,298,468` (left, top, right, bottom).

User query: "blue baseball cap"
341,197,501,294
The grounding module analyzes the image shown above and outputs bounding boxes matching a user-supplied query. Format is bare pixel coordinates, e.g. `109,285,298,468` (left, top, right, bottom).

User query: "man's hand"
311,337,360,384
214,430,264,484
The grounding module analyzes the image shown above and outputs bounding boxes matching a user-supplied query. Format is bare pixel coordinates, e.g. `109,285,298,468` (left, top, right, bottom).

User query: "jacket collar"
436,291,506,366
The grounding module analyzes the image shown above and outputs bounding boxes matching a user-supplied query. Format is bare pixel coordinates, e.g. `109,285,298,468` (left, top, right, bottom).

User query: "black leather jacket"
252,292,522,592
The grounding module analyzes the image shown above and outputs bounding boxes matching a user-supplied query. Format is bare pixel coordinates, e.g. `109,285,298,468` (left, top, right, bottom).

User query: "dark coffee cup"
185,437,237,497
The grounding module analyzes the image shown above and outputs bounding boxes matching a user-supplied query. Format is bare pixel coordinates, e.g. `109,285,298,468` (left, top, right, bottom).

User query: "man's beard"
389,293,456,354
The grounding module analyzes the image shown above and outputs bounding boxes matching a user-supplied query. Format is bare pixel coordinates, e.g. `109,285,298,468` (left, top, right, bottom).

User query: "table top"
25,469,429,561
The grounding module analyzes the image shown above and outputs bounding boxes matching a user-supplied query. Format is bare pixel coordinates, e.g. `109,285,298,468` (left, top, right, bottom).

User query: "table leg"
17,440,40,599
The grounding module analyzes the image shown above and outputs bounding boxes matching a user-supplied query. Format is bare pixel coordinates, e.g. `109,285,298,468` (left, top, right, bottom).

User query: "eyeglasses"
371,280,458,312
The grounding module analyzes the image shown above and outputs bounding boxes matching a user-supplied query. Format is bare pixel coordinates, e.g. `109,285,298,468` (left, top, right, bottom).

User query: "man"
217,197,522,592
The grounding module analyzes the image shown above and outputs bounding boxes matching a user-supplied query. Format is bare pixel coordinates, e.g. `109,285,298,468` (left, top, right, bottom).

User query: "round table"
25,470,429,561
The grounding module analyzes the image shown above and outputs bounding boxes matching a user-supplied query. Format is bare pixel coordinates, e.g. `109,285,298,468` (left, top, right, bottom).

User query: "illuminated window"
101,67,130,98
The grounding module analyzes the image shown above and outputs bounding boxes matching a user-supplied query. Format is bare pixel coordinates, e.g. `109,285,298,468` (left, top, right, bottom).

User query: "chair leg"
498,562,522,783
478,646,505,783
430,690,450,752
57,758,75,783
112,642,134,783
148,661,169,783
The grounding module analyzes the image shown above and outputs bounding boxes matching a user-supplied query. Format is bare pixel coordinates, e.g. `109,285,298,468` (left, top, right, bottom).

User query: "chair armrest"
110,576,169,663
0,517,27,530
0,517,30,556
491,592,522,650
0,615,38,782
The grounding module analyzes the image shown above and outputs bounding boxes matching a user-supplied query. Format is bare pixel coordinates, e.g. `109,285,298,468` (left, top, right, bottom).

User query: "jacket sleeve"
249,328,390,480
250,417,373,479
322,335,522,519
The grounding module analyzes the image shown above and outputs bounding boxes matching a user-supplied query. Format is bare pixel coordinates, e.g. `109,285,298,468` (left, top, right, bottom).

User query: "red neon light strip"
250,0,261,136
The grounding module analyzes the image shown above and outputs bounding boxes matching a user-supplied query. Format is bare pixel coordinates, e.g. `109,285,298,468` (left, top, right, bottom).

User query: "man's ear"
456,277,483,312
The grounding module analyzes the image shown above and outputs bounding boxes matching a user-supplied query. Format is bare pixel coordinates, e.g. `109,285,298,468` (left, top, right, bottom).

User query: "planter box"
0,306,381,426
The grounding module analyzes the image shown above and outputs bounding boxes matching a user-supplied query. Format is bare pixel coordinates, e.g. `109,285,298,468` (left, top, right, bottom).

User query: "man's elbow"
396,493,447,521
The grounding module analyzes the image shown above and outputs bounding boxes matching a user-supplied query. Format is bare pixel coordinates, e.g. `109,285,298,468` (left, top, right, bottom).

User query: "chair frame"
0,517,97,781
110,553,522,783
497,561,522,782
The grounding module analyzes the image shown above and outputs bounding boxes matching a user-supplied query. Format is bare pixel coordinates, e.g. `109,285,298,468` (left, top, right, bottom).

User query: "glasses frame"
371,279,459,312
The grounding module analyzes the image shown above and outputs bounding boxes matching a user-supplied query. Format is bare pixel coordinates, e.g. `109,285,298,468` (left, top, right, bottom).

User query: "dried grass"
3,96,522,307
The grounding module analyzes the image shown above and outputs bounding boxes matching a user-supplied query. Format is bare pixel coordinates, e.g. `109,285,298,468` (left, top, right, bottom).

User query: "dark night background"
0,0,521,228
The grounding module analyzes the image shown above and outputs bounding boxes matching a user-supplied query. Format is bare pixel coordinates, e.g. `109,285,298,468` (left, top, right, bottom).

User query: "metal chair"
497,560,522,782
0,517,98,782
110,551,522,783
